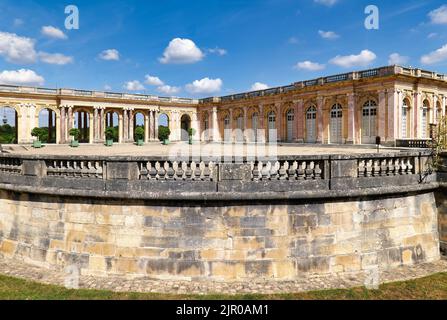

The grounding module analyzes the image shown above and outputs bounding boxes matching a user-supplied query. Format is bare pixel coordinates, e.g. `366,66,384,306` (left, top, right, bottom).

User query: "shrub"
135,127,145,141
31,127,45,141
188,128,196,137
69,128,80,140
158,126,171,141
105,127,115,141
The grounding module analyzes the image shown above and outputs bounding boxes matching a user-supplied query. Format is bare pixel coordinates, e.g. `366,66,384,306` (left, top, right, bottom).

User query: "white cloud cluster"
157,85,181,95
145,75,164,86
0,31,72,65
0,69,44,86
39,52,73,65
314,0,338,6
421,44,447,65
186,77,222,94
429,5,447,25
318,30,339,40
99,49,120,61
329,50,376,68
41,26,67,40
124,80,145,91
388,53,409,65
250,82,269,91
208,47,227,56
159,38,204,64
0,32,37,64
294,61,325,71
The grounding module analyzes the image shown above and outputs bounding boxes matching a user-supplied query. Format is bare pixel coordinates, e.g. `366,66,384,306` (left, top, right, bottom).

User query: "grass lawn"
0,272,446,300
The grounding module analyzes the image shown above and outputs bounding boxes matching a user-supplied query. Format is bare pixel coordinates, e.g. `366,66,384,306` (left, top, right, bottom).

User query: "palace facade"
0,65,446,146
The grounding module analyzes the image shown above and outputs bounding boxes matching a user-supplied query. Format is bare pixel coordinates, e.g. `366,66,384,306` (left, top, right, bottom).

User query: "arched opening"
74,110,90,143
223,115,231,142
134,112,145,141
180,114,191,141
158,113,170,141
330,104,343,144
0,106,18,144
251,112,259,142
361,100,377,144
402,99,410,139
421,100,429,139
306,106,317,143
105,111,119,142
38,108,57,144
267,111,277,143
286,109,295,142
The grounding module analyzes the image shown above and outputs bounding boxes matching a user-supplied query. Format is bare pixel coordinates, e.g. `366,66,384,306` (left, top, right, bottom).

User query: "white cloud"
186,77,222,94
99,49,120,61
13,19,23,27
144,75,164,86
428,33,438,39
157,85,181,95
329,50,377,68
208,47,227,56
421,44,447,65
294,61,326,71
388,53,409,65
39,52,73,65
288,37,299,44
41,26,67,40
0,69,44,86
159,38,204,64
104,85,112,91
124,80,145,91
0,32,37,64
250,82,269,91
318,30,339,40
429,5,447,25
314,0,338,6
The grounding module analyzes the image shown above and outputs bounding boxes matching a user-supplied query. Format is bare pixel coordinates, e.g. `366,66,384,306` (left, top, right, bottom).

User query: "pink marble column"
60,106,66,144
296,100,304,142
316,97,324,144
123,110,128,142
378,90,386,141
347,93,356,144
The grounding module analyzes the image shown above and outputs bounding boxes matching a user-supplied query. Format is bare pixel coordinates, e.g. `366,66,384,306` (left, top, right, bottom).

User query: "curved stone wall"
0,151,441,281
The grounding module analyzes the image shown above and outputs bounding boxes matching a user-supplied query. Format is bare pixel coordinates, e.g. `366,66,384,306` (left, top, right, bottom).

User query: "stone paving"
0,257,445,295
2,142,406,157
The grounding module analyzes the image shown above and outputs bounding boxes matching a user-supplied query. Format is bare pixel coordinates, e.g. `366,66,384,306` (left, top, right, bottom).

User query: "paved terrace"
1,143,407,157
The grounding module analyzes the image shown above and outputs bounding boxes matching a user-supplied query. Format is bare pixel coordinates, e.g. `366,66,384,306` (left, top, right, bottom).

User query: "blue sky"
0,0,446,98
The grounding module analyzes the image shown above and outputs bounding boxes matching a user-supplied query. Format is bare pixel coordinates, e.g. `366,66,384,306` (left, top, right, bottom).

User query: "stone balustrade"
0,151,436,201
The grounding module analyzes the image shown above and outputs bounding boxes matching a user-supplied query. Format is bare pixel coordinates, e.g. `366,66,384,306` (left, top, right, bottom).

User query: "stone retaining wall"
0,190,440,281
0,151,442,281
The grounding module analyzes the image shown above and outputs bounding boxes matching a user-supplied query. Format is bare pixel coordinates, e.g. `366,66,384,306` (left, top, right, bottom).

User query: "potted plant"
159,126,171,145
69,128,80,147
188,128,196,145
31,127,43,148
105,128,115,147
135,127,144,146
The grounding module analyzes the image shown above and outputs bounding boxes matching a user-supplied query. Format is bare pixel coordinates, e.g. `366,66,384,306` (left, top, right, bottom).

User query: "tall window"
402,100,409,139
330,104,343,144
362,100,377,144
421,100,429,139
268,111,276,142
224,115,231,142
286,109,295,142
306,106,317,143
